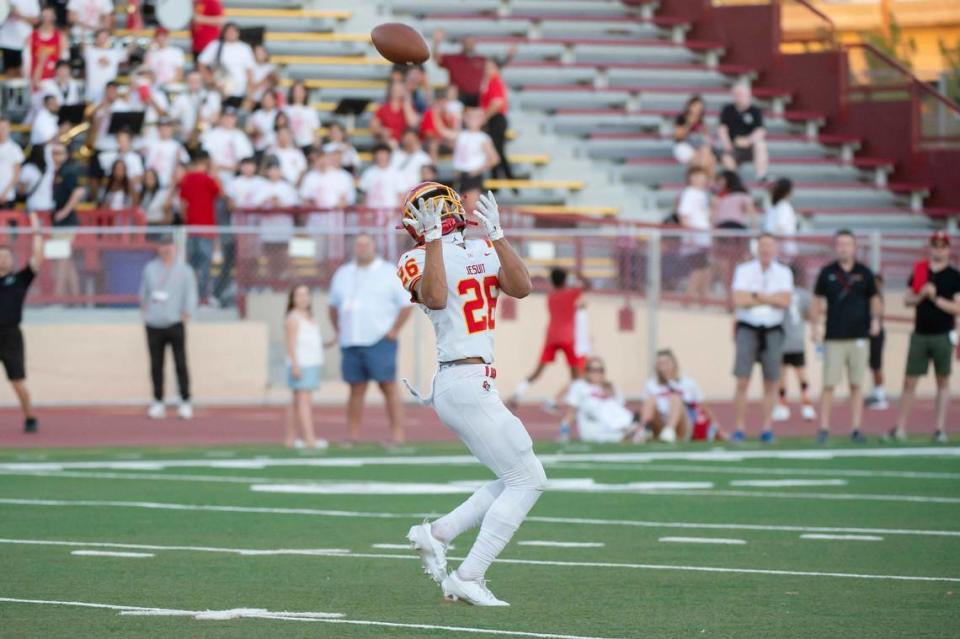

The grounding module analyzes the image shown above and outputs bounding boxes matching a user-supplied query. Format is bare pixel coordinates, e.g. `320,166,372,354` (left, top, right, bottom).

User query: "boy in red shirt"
191,0,225,55
509,268,589,405
178,151,221,303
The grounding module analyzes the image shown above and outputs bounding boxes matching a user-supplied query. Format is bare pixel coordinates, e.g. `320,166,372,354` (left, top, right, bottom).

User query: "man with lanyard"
0,213,43,433
730,233,793,443
811,230,881,444
888,232,960,443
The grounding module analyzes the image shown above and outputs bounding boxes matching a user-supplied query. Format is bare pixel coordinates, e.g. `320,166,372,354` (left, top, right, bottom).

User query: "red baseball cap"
930,231,951,246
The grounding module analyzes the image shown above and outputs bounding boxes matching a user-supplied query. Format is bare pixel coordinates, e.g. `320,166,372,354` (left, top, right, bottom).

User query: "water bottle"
558,421,571,443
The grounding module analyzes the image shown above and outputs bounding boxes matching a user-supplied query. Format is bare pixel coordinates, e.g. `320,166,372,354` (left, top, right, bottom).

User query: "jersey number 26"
458,276,499,335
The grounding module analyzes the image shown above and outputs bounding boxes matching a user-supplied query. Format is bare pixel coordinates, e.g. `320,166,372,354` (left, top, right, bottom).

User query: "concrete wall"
2,291,953,406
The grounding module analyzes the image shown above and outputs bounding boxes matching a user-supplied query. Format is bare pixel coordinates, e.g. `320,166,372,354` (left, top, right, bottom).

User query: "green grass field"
1,440,959,638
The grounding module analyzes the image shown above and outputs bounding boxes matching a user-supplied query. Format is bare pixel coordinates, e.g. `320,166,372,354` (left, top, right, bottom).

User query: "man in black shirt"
890,232,960,443
718,83,770,181
0,213,44,433
811,230,881,443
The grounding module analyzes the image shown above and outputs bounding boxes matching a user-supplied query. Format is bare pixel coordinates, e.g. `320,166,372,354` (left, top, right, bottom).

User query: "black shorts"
0,326,26,381
732,146,754,165
1,48,23,72
870,329,885,371
457,172,484,194
88,154,106,180
782,351,806,368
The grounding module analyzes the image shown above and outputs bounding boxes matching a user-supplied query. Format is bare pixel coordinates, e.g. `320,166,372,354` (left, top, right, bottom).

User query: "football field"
1,440,959,638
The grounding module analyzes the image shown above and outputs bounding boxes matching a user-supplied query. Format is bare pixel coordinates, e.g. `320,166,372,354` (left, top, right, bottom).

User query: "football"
371,22,430,65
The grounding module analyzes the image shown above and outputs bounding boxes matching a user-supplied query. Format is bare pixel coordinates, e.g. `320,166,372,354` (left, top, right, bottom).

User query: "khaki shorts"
823,339,869,388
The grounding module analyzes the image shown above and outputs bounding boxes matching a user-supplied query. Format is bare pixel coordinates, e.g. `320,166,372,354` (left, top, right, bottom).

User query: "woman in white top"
284,284,329,449
247,90,279,152
639,349,718,442
561,357,642,444
763,178,798,258
284,81,320,151
446,106,499,213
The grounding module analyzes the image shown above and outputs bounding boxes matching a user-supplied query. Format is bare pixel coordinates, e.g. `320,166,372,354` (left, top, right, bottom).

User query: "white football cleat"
407,522,448,583
147,402,165,420
658,425,676,443
441,571,509,606
177,402,193,420
771,404,791,422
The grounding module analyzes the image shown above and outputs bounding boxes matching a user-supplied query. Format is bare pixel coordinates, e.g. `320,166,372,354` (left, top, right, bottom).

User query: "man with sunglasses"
888,232,960,443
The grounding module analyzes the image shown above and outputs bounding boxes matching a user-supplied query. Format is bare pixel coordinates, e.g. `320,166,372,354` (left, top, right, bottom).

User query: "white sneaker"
772,404,791,422
658,426,676,443
177,402,193,420
312,439,329,450
147,402,165,419
800,404,816,421
441,571,509,606
407,522,448,584
292,439,305,449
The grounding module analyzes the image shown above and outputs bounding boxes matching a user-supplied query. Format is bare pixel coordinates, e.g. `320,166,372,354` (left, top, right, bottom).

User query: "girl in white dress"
284,284,330,449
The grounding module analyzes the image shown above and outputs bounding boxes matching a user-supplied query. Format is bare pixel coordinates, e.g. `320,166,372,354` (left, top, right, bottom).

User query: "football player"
398,183,546,606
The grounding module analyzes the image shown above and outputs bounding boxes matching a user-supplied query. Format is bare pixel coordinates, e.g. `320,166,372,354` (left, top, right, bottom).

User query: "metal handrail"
778,0,837,48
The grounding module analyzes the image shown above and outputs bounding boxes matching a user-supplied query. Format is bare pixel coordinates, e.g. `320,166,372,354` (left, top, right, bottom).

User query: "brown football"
371,23,430,65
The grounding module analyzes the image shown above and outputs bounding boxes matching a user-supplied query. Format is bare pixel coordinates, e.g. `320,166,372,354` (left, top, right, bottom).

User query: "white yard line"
0,539,351,556
371,544,412,550
550,463,960,480
648,489,960,504
800,534,885,542
518,541,605,548
658,537,746,545
70,550,155,558
3,498,960,538
728,480,848,488
1,447,957,473
0,597,624,639
0,539,954,583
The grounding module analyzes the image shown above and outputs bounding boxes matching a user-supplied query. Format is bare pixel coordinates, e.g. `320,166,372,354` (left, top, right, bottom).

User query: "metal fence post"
646,228,661,375
870,230,882,275
174,225,188,263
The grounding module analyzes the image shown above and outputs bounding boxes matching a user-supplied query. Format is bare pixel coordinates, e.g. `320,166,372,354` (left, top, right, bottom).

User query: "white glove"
474,190,504,241
403,197,442,242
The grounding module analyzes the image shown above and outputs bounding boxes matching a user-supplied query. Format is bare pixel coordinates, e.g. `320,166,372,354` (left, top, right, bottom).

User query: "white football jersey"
398,238,502,364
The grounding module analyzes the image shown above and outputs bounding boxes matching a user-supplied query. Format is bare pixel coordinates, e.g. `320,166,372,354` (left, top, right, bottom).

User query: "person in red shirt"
191,0,225,56
178,151,222,302
371,81,420,144
26,7,64,90
419,87,459,159
432,29,485,104
480,58,514,181
509,268,589,406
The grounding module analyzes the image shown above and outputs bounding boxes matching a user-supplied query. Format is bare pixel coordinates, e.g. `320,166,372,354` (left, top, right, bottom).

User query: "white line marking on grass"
659,537,746,545
549,463,960,480
3,499,960,538
648,489,960,504
371,544,411,550
0,597,623,639
800,534,884,542
1,446,958,473
1,539,955,583
70,550,154,558
0,539,351,556
250,480,714,495
518,541,605,548
729,479,848,488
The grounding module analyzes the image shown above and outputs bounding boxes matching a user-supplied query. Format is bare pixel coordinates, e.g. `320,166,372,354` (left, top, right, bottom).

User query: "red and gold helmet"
400,181,466,244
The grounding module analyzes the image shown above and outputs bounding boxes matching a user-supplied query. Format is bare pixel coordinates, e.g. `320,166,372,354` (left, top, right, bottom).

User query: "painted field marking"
1,446,957,473
71,550,155,558
550,462,960,480
729,479,848,488
371,544,412,550
3,499,960,538
652,489,960,504
659,537,746,545
800,534,884,542
250,480,714,496
0,596,624,639
0,539,351,556
518,541,605,548
0,539,955,583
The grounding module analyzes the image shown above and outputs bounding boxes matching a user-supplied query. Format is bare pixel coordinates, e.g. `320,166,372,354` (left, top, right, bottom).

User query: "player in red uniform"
508,267,588,406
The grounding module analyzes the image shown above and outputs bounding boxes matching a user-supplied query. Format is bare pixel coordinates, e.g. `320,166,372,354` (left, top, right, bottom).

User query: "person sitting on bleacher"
29,93,60,146
99,158,137,210
145,27,185,88
299,147,356,229
391,128,433,193
403,63,430,114
719,83,770,182
197,22,255,105
143,118,190,189
38,60,82,110
371,81,420,145
270,127,307,187
225,157,264,211
169,71,222,148
201,107,254,187
284,80,319,154
98,128,144,191
322,122,360,175
358,143,405,211
420,87,459,161
673,95,716,177
249,44,279,107
248,90,280,154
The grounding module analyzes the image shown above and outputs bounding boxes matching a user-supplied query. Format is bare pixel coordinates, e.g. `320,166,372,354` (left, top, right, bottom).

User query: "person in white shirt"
144,27,185,88
225,156,266,211
730,233,793,442
328,233,414,445
143,119,189,187
359,144,406,210
201,108,254,186
256,156,299,244
83,29,130,104
677,165,713,305
98,129,144,187
0,119,25,207
270,127,307,186
284,284,330,449
299,148,356,229
30,94,60,146
169,70,221,143
763,177,798,258
283,81,319,150
67,0,113,37
197,22,255,100
249,44,278,105
322,122,360,173
446,107,498,213
36,61,82,114
247,90,279,152
127,67,170,142
139,168,176,225
391,128,433,193
561,357,642,444
0,0,40,75
639,349,712,443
